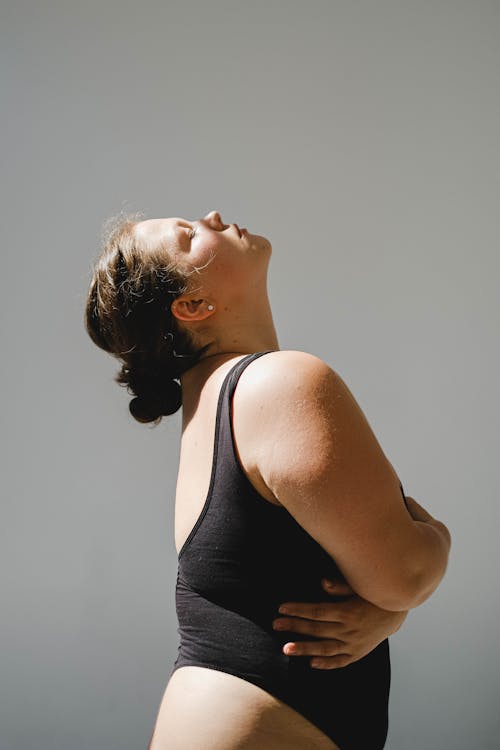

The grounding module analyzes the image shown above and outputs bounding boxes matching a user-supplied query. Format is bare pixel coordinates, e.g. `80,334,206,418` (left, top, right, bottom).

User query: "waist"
175,581,391,690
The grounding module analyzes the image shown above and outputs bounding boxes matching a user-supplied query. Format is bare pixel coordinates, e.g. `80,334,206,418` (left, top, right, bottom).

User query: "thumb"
322,578,355,596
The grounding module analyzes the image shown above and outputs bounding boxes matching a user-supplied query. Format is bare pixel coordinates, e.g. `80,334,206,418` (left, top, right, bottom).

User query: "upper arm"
247,350,421,611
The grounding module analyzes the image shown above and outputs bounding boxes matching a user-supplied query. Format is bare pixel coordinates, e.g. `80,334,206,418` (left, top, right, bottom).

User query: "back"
171,351,397,750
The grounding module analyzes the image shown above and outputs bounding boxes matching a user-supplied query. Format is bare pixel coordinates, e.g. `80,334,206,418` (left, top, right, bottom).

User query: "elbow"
367,586,430,612
405,522,452,608
362,566,448,613
378,522,453,611
406,559,451,609
354,576,424,612
342,523,452,612
386,553,451,611
368,589,418,613
381,581,434,611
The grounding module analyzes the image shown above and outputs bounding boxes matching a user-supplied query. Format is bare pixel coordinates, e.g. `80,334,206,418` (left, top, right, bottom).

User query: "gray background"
2,1,499,748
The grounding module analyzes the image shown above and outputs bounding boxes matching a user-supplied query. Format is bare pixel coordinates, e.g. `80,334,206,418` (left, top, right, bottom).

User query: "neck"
181,329,280,382
180,289,280,384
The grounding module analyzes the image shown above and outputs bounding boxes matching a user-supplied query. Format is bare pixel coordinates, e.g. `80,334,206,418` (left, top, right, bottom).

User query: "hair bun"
129,379,182,423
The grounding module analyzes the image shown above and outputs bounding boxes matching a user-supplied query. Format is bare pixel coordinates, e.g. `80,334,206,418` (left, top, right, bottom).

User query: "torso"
149,354,340,750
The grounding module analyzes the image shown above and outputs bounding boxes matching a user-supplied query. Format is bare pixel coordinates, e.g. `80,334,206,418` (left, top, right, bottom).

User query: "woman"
85,209,451,750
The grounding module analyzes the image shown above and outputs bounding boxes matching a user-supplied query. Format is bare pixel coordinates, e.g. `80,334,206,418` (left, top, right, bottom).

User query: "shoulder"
233,349,343,432
231,350,341,502
235,349,377,471
239,349,336,390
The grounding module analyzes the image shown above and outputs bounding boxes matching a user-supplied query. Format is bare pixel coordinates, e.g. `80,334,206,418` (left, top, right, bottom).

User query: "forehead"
134,217,187,252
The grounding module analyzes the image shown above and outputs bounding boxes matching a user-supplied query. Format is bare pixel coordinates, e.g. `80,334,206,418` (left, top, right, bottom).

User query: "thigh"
148,667,340,750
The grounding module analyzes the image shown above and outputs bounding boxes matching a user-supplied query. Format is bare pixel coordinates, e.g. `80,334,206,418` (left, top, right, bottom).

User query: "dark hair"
84,210,211,425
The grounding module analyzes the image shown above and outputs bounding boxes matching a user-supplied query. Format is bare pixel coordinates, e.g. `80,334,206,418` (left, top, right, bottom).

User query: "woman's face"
134,209,273,338
134,210,271,285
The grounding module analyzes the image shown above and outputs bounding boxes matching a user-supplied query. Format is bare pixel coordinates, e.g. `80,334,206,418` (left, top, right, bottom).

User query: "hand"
272,578,408,669
404,495,452,548
404,494,437,523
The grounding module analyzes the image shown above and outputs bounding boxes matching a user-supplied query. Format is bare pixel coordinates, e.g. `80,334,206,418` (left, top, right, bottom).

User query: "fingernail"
278,605,289,614
323,579,335,588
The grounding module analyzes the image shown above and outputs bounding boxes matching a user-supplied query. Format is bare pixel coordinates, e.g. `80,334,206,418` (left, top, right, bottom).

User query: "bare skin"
150,668,342,750
138,211,411,749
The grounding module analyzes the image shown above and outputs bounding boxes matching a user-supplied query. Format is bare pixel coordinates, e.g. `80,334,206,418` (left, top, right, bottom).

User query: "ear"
170,297,215,323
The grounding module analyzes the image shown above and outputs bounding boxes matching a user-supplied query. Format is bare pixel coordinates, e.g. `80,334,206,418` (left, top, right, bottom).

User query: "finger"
322,578,355,596
278,602,343,621
310,654,353,669
274,617,344,638
282,639,346,657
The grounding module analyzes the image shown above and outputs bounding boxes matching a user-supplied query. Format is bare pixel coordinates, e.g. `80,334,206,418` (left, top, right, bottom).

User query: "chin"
251,232,272,251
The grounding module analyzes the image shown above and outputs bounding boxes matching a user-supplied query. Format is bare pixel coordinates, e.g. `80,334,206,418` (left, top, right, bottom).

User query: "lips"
233,223,241,237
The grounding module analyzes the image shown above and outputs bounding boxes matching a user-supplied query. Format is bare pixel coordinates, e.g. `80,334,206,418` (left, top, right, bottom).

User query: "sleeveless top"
171,351,409,750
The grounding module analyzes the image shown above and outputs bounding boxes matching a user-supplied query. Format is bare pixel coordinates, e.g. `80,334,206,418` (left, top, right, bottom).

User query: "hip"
148,664,341,750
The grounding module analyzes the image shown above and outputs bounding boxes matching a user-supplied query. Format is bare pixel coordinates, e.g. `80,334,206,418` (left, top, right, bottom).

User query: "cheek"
196,240,249,285
198,239,224,269
208,246,241,276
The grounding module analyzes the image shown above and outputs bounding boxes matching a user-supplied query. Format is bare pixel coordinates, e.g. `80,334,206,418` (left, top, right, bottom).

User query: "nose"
203,210,226,229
